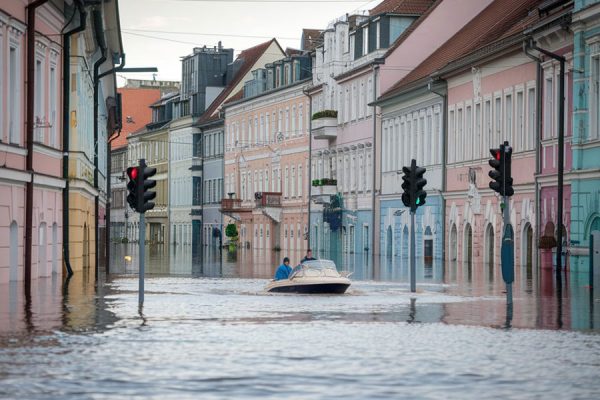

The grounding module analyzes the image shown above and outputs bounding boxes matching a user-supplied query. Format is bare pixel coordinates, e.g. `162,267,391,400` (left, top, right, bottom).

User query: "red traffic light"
490,148,501,161
127,167,138,180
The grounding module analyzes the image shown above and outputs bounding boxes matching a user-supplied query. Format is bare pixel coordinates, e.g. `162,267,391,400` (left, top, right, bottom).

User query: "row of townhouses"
110,0,599,272
1,0,124,285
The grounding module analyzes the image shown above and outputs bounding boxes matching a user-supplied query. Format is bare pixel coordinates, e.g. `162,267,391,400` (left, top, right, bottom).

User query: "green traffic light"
416,198,420,205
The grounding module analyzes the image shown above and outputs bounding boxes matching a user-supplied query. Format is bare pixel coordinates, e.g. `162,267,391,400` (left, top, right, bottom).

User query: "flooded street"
1,245,599,399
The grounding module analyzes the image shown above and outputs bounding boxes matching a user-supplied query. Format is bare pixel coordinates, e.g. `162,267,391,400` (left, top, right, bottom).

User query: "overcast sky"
117,0,383,86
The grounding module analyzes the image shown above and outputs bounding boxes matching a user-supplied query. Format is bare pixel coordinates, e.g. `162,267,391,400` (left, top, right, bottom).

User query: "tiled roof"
111,87,161,149
302,28,323,51
198,38,282,124
370,0,435,16
379,0,542,102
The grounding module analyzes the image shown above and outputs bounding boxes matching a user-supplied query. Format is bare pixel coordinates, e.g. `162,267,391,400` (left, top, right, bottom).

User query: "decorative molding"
0,168,31,184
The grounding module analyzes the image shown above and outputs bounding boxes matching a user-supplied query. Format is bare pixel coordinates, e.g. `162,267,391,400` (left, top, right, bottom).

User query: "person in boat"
274,257,292,280
301,249,316,263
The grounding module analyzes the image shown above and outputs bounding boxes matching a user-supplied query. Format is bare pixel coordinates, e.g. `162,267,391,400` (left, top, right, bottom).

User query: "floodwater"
1,245,599,399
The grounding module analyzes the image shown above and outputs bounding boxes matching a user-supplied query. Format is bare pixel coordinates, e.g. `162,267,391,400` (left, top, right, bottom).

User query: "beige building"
223,52,312,263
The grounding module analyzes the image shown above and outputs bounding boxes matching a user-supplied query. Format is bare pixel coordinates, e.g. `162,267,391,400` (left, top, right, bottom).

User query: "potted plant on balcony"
311,110,338,120
225,223,238,252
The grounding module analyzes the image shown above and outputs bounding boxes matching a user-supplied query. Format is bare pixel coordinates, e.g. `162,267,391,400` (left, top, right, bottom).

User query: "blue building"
376,80,445,263
570,0,600,270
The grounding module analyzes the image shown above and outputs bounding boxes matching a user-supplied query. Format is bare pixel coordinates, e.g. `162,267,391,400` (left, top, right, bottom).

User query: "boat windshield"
299,259,337,270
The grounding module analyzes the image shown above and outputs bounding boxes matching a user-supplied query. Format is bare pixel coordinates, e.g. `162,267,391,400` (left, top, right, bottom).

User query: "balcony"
255,191,282,207
311,110,338,140
311,117,337,140
220,198,252,221
255,192,282,223
311,179,337,204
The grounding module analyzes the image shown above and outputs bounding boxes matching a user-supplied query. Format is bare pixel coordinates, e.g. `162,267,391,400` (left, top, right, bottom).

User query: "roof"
370,0,435,16
333,0,438,82
301,28,323,51
198,38,282,124
111,87,161,149
378,0,542,102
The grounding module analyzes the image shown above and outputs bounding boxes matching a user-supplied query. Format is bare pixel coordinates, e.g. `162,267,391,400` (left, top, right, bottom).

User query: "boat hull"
267,282,350,294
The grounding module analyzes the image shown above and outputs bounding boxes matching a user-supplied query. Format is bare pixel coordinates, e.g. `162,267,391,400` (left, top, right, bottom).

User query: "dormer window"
284,64,290,85
362,26,368,56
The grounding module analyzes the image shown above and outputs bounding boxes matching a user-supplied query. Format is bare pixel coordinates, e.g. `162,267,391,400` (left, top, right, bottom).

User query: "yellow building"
64,2,123,273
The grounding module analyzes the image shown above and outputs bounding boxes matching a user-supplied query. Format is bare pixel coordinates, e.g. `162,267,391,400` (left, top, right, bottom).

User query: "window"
474,103,481,159
363,26,368,55
527,87,536,150
35,58,43,143
484,100,492,158
544,76,553,140
298,106,303,135
457,108,463,162
494,97,502,149
10,45,22,143
298,165,303,197
591,55,600,140
505,93,513,145
291,106,296,136
516,91,524,151
465,106,472,160
448,110,455,163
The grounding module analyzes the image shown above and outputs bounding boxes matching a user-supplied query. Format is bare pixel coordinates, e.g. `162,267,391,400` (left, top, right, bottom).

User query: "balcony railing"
255,192,282,207
311,179,337,197
311,116,337,140
220,198,252,213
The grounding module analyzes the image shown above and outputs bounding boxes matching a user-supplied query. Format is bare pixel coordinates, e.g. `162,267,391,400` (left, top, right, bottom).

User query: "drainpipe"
62,1,86,279
371,58,385,262
528,41,566,272
92,9,107,282
523,41,543,272
25,0,49,295
103,55,126,275
428,79,448,262
302,87,312,249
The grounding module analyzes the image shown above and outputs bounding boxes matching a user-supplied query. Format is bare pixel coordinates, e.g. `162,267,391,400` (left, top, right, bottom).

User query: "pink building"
223,52,312,264
439,1,571,274
526,6,574,268
414,0,543,274
0,1,65,284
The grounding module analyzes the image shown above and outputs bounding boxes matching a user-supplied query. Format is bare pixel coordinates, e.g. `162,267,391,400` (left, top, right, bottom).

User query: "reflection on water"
1,244,599,399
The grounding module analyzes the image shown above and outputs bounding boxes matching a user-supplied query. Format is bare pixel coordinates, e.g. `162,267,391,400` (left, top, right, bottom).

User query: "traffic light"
401,166,412,208
488,141,514,197
400,159,427,212
126,166,139,212
414,166,427,208
140,161,157,213
126,160,157,213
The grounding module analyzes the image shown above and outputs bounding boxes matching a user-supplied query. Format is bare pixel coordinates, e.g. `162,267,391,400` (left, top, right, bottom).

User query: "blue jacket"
274,264,292,280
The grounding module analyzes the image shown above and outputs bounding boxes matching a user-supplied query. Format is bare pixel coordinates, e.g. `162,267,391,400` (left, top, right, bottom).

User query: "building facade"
376,0,493,264
1,1,64,284
570,0,600,270
308,1,439,259
223,54,312,263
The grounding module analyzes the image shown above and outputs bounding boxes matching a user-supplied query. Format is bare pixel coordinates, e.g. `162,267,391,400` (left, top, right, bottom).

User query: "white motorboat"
265,259,351,294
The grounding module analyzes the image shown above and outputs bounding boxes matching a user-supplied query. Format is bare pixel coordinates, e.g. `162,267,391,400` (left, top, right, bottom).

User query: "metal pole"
139,212,145,305
556,58,565,271
503,192,512,305
410,210,416,293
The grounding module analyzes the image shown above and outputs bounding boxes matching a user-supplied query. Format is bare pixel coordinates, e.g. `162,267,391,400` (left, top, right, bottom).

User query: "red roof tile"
198,38,283,124
111,87,161,149
379,0,542,101
370,0,435,16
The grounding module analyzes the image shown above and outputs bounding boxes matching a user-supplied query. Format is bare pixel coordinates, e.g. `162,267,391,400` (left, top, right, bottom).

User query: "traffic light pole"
503,194,512,306
139,212,145,306
410,210,416,293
